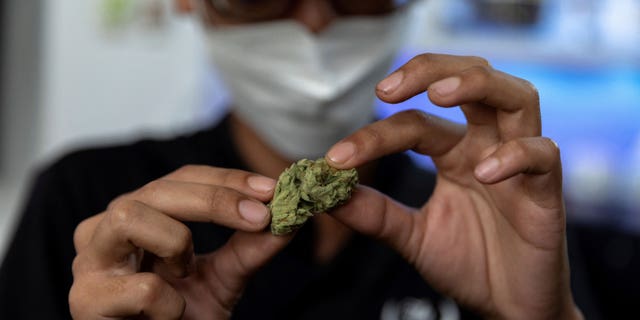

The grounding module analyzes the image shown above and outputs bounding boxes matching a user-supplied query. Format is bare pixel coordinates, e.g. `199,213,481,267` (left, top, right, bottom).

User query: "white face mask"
205,12,408,160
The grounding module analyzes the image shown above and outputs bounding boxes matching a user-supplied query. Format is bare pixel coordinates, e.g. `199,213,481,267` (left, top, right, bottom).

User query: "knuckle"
174,164,202,177
106,200,139,234
203,186,226,213
506,139,528,160
107,194,129,210
410,53,435,67
218,169,235,186
228,240,252,275
467,55,491,67
169,225,193,258
521,79,540,105
73,219,92,251
391,110,433,150
465,65,492,83
415,52,434,62
68,283,87,318
542,137,561,160
71,255,87,277
398,109,432,137
73,219,88,238
69,276,104,319
137,274,166,308
137,179,164,199
400,109,430,125
357,125,385,149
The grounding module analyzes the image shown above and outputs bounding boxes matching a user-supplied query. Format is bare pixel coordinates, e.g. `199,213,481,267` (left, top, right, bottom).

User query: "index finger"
326,110,465,169
74,166,277,250
376,53,541,140
375,53,489,103
329,185,419,257
162,165,276,202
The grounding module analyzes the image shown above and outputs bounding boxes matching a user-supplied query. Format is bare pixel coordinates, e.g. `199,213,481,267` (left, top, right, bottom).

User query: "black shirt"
0,115,638,319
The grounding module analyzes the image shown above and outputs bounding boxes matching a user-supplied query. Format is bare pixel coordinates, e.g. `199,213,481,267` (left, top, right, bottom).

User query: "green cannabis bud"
269,158,358,236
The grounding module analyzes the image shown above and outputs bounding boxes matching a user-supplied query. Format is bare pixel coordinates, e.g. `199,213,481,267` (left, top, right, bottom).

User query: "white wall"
38,0,208,163
1,0,215,261
0,0,45,263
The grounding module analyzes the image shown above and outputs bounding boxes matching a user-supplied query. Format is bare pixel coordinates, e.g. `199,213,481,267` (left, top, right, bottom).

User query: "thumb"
331,186,419,258
200,231,292,310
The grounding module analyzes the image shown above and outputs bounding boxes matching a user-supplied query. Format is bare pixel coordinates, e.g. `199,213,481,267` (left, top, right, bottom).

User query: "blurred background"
0,0,639,262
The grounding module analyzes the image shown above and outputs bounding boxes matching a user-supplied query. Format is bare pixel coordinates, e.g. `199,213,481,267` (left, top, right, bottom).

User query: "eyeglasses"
204,0,413,22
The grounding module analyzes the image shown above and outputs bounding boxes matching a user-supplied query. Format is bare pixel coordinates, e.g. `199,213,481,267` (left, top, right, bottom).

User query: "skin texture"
70,166,291,319
69,0,583,319
326,54,581,319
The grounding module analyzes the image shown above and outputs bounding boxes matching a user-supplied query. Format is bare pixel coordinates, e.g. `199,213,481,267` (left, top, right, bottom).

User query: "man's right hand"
69,165,290,320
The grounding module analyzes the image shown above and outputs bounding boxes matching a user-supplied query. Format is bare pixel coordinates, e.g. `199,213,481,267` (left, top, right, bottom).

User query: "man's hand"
69,166,291,320
326,53,582,319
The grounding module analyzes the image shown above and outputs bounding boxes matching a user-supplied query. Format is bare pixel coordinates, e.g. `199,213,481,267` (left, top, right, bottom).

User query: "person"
0,0,637,319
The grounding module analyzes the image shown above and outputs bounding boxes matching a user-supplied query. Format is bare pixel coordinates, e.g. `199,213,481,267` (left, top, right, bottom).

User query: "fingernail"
430,77,461,96
239,200,269,224
327,142,355,164
377,71,404,94
475,158,500,181
248,176,275,193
